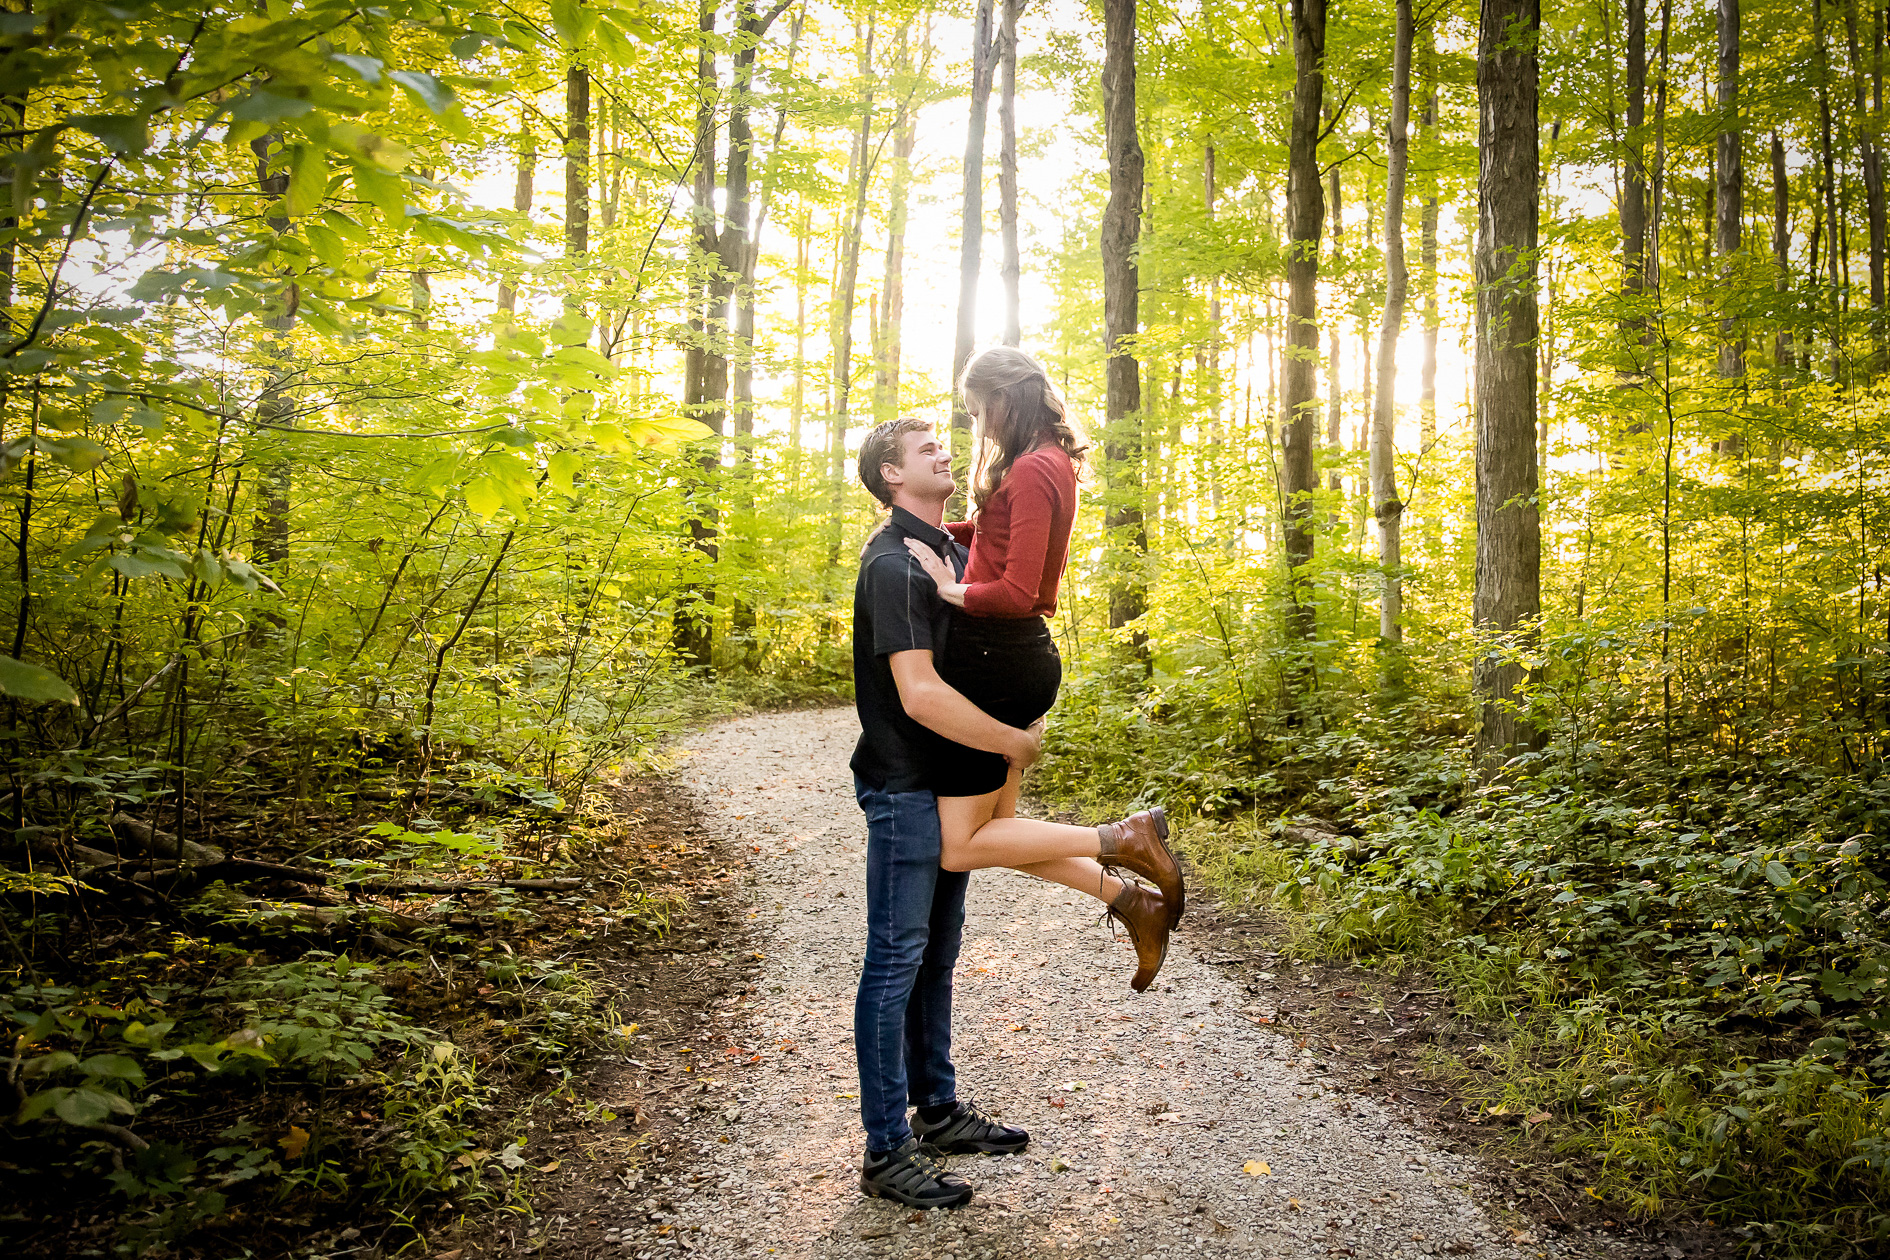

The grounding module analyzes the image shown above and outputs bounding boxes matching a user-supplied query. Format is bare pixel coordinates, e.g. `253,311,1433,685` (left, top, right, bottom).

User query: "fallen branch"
342,876,583,896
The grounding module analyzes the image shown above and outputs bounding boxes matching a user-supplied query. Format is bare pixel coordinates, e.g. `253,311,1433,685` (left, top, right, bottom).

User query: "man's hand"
1006,717,1047,770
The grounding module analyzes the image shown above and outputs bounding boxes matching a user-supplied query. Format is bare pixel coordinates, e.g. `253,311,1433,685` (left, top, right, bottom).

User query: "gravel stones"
607,709,1642,1260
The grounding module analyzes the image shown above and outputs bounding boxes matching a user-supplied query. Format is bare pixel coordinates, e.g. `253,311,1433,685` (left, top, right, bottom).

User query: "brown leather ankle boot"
1108,880,1172,993
1097,807,1183,928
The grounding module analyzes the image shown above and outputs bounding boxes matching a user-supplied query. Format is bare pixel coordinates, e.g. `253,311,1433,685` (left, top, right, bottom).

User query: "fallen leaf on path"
279,1126,309,1160
434,1251,464,1260
1047,1097,1066,1109
1525,1110,1551,1125
1287,1198,1302,1211
538,1160,560,1173
1243,1160,1271,1176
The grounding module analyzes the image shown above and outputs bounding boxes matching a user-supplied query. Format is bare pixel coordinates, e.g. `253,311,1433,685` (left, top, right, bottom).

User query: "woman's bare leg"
937,770,1119,908
937,784,1101,872
983,768,1120,904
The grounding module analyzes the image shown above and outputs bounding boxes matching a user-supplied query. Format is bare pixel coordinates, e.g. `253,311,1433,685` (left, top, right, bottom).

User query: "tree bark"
1419,35,1439,455
876,24,919,418
1371,0,1412,648
565,65,589,256
1206,142,1224,523
1845,0,1887,367
498,123,535,315
999,0,1024,346
951,0,999,500
1623,0,1647,320
1280,0,1327,652
1326,154,1344,503
1773,133,1795,370
825,20,879,595
1471,0,1543,773
1717,0,1746,388
675,1,721,670
1101,0,1147,644
1816,0,1844,377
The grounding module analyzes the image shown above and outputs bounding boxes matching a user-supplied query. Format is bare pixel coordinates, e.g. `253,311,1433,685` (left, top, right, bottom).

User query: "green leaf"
330,53,384,83
620,414,715,448
547,449,583,495
70,113,149,155
351,161,407,225
304,221,349,268
389,71,456,114
464,477,503,520
548,0,598,47
282,144,327,219
1764,860,1792,888
549,310,594,347
0,655,80,705
80,1054,146,1086
229,90,315,125
41,435,109,471
54,1085,130,1126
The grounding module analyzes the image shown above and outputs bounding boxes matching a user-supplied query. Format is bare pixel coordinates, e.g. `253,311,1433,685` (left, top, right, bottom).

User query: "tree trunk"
1471,0,1543,773
676,2,721,671
1419,30,1439,455
1717,0,1746,391
999,0,1024,347
1326,155,1344,503
1623,0,1646,318
1845,0,1887,368
1371,0,1412,648
1815,0,1843,378
565,65,589,256
1281,0,1327,652
876,26,918,418
790,210,810,498
951,0,999,500
1206,142,1224,523
1101,0,1147,645
1773,133,1795,370
825,20,879,595
498,123,535,315
1649,0,1672,296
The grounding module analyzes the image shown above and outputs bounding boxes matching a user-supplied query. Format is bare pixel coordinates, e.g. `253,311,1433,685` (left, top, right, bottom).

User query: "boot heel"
1150,807,1169,841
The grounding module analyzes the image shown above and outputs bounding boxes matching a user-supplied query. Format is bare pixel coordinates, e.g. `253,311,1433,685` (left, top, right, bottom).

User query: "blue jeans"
853,777,968,1153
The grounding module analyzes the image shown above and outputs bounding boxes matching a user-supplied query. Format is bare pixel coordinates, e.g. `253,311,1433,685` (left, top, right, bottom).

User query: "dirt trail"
604,709,1636,1260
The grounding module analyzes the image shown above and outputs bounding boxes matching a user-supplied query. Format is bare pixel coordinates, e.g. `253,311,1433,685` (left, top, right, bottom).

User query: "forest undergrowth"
0,676,804,1259
1034,644,1890,1258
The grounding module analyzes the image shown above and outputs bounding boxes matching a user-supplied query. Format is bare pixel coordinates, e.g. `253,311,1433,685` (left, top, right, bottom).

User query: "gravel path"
610,709,1629,1260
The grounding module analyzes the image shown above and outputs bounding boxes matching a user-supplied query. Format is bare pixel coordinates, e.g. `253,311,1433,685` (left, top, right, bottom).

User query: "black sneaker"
912,1101,1030,1155
860,1136,974,1209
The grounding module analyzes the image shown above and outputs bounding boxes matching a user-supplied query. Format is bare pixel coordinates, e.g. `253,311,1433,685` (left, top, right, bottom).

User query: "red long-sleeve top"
944,445,1079,618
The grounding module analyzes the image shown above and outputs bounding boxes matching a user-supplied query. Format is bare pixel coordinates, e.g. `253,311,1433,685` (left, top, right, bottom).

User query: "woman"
904,346,1185,991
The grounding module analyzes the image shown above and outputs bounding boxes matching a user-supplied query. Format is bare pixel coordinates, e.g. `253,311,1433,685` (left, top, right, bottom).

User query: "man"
850,417,1035,1209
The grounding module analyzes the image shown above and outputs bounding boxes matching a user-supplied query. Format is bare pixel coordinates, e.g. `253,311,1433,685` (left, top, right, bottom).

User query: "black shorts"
930,613,1061,797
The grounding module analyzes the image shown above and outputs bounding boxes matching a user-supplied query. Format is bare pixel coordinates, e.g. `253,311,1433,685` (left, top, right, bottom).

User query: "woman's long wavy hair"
960,345,1089,515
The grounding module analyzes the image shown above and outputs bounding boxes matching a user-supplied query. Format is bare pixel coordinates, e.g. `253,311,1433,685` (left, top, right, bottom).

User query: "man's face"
883,428,955,504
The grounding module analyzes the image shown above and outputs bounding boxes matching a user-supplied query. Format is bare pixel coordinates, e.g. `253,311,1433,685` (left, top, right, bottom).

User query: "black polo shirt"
850,505,971,793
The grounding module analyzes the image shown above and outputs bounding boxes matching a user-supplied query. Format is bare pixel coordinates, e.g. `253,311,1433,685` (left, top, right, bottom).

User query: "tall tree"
999,0,1025,347
676,1,720,670
825,20,879,591
1471,0,1543,771
497,121,535,316
1844,0,1887,363
1101,0,1146,644
951,0,999,496
875,20,921,418
1280,0,1327,651
1326,153,1344,502
1370,0,1413,648
1622,0,1647,330
1717,0,1745,387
